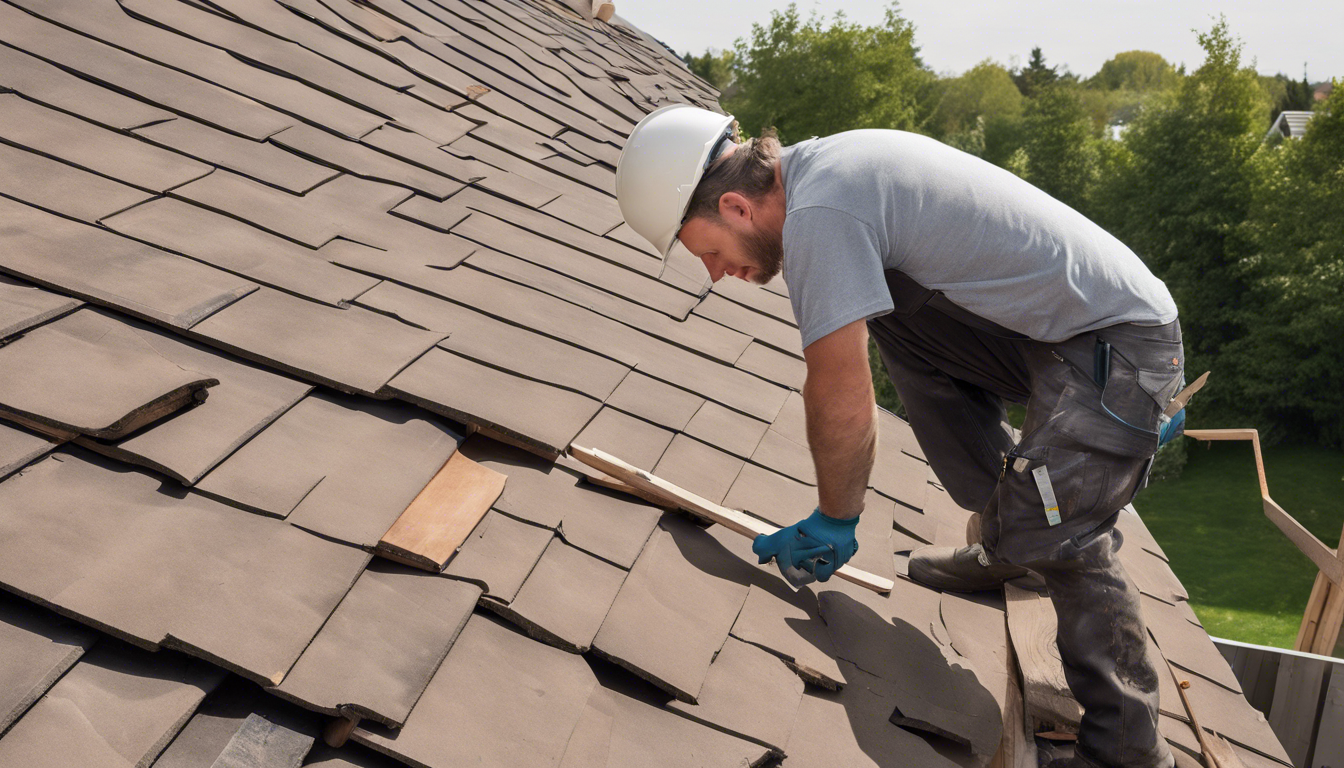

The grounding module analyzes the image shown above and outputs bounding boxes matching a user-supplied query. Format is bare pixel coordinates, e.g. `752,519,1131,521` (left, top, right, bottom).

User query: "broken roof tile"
0,274,82,341
0,450,370,685
591,517,750,702
275,562,481,727
0,142,153,224
357,280,630,401
387,346,602,457
730,582,844,690
0,196,257,329
460,436,661,567
0,640,224,768
133,117,340,194
102,197,379,308
0,422,60,481
0,590,97,734
666,636,804,754
150,675,321,768
491,536,628,653
353,613,598,768
195,392,460,547
784,661,965,768
189,287,445,396
75,318,312,486
0,309,218,440
818,590,1001,756
443,510,553,602
0,93,211,193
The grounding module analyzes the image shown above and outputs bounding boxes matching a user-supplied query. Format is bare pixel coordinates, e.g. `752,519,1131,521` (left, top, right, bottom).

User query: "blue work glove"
752,508,860,582
1158,407,1186,448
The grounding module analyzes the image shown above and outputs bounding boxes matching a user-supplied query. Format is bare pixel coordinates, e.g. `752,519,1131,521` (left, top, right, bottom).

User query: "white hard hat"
615,104,737,258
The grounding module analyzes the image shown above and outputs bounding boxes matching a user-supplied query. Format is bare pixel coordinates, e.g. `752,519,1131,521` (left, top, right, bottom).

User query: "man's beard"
740,225,783,285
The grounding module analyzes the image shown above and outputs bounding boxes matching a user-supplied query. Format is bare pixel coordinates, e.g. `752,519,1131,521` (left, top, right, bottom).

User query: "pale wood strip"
1004,583,1082,730
376,451,506,572
569,446,894,594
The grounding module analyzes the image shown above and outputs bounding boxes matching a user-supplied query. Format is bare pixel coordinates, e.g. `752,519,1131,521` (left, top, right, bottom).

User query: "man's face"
678,209,783,285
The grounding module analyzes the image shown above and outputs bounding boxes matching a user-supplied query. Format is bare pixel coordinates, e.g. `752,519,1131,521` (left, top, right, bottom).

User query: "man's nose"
699,253,726,283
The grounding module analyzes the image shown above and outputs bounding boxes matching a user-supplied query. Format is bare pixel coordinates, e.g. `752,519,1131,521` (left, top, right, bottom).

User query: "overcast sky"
618,0,1341,81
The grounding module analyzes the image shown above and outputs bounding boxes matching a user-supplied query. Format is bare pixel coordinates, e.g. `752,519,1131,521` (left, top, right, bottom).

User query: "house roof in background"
0,0,1290,765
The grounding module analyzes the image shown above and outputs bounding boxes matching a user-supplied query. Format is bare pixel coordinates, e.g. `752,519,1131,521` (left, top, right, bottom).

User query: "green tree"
1229,81,1344,445
1013,47,1059,98
683,49,736,92
1014,83,1098,213
1089,50,1178,92
923,60,1027,163
727,3,931,143
1091,18,1269,429
927,60,1024,135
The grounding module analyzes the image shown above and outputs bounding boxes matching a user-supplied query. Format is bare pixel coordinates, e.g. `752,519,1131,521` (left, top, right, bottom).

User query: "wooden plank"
1311,578,1344,656
1004,583,1082,729
988,636,1037,768
1268,653,1329,767
569,446,894,594
1311,667,1344,768
1265,498,1343,587
376,451,506,572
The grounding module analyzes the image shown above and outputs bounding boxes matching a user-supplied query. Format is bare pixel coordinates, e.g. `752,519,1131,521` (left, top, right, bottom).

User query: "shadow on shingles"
659,512,835,664
821,592,1002,762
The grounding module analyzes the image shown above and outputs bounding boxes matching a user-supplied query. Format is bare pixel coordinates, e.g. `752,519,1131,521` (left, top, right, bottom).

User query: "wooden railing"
1184,429,1344,656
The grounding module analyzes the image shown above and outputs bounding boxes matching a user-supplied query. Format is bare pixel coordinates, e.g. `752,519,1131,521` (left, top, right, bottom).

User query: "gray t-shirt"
780,130,1177,348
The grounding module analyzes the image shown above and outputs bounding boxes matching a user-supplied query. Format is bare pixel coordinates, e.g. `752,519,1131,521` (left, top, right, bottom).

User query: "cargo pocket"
1099,337,1184,429
1056,367,1161,459
1003,443,1106,528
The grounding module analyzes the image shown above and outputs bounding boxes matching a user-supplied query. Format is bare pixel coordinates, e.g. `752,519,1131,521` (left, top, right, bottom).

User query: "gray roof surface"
0,0,1289,765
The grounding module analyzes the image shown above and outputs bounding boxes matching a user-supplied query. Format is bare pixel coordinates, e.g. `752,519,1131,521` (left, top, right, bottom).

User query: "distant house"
1266,110,1315,141
1314,81,1335,102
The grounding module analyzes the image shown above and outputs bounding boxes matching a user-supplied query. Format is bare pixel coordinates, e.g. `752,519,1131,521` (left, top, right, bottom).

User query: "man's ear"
717,191,753,224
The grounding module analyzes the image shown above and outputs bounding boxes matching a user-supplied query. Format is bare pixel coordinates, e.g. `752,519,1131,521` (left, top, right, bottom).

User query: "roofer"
615,104,1197,768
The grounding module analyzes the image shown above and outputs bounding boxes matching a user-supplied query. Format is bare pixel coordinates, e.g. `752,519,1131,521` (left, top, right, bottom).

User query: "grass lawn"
1133,439,1344,650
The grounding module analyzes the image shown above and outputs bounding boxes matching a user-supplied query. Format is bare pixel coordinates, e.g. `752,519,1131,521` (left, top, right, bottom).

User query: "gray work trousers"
869,270,1181,768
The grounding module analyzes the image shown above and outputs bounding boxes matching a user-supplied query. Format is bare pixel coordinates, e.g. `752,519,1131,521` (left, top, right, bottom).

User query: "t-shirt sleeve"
782,206,894,349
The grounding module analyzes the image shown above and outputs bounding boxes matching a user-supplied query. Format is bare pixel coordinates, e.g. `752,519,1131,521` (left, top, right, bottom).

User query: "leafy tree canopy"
726,3,932,143
1088,50,1179,92
1091,18,1269,427
683,48,736,92
1013,46,1059,98
926,59,1024,136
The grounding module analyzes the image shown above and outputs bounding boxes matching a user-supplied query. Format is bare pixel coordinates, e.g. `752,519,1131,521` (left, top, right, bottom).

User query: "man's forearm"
803,380,877,520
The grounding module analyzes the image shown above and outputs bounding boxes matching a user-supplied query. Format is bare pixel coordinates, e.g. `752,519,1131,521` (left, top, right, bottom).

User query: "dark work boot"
1033,529,1175,768
908,544,1030,592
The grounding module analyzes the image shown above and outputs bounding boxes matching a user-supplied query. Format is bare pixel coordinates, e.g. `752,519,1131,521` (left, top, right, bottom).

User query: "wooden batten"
569,445,894,594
